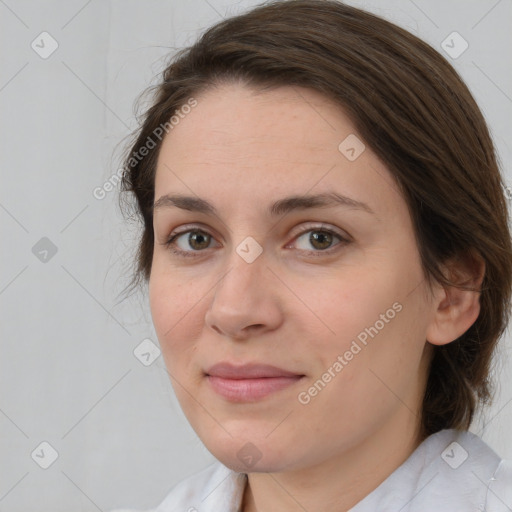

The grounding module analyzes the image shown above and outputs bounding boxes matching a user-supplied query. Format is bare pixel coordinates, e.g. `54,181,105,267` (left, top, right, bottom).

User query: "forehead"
154,83,400,218
160,84,351,161
162,85,343,166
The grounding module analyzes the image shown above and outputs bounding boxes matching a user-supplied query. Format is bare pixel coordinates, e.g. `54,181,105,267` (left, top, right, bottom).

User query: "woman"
116,0,512,510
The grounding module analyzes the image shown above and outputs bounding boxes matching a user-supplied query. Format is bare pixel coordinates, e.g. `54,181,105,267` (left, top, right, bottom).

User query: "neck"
241,411,425,512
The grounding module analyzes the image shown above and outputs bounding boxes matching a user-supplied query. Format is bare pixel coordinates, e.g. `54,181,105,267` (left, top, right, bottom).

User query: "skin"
149,83,483,512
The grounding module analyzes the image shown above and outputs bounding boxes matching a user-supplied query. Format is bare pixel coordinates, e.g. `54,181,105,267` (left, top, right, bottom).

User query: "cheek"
296,256,426,402
148,268,204,366
318,282,428,413
293,266,403,354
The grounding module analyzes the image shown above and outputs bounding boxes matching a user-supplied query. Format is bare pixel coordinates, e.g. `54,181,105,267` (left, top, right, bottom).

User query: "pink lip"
205,363,304,402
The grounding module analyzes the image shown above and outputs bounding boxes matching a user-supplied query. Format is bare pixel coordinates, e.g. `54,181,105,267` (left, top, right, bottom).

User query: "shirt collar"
192,429,502,512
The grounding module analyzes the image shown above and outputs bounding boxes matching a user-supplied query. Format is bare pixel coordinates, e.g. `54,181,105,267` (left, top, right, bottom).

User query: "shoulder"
110,461,246,512
486,458,512,511
413,429,512,511
351,429,511,511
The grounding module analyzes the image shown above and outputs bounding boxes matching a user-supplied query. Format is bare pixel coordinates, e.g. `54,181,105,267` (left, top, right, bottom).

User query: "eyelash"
162,224,350,259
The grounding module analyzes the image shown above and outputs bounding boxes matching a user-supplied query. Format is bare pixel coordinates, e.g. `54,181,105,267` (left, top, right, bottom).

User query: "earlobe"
425,252,485,347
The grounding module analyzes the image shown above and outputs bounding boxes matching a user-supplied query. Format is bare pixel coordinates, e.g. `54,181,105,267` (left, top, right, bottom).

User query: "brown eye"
164,229,216,257
164,225,348,259
293,228,345,252
309,231,333,250
187,231,211,250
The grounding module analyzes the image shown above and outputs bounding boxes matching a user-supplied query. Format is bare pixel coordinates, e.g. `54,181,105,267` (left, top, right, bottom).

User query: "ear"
426,251,485,346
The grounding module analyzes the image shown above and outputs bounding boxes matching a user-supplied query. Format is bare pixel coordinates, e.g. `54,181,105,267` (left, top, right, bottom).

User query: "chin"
216,451,291,474
200,430,301,474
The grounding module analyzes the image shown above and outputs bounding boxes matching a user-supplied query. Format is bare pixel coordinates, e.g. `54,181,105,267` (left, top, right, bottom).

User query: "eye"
290,227,348,254
164,228,218,257
162,224,350,258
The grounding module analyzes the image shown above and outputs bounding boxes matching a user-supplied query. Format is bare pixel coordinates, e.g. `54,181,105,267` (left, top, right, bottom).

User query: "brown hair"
119,0,512,437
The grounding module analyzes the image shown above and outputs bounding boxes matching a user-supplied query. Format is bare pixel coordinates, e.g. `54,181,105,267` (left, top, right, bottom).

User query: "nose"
204,249,284,340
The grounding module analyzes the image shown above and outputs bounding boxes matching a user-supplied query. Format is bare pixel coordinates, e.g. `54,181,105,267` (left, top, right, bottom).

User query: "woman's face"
149,83,438,473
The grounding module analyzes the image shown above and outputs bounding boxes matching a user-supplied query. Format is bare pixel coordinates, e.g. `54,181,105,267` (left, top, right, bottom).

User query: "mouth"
205,362,305,402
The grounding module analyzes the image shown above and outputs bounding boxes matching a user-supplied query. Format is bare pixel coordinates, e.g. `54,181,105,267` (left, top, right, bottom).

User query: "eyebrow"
153,192,374,216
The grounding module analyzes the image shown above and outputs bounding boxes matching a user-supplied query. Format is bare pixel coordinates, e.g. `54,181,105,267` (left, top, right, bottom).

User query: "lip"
206,362,302,379
205,363,304,402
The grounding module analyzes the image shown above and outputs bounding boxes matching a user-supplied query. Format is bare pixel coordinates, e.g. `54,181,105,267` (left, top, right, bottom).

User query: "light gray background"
1,0,511,510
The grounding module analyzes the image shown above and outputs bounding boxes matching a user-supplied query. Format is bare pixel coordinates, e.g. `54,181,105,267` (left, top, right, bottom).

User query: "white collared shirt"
113,429,512,512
